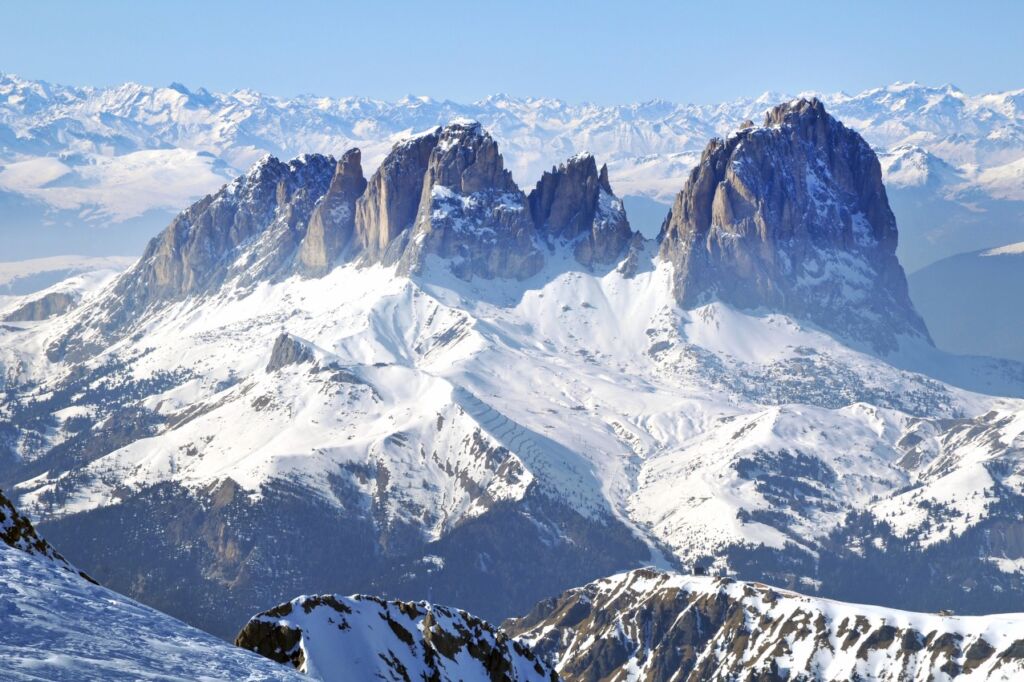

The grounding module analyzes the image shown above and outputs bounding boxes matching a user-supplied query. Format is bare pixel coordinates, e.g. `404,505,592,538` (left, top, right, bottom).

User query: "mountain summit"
659,98,930,352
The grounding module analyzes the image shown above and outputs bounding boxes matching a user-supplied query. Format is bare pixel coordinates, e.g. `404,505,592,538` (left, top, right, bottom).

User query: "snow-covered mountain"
506,568,1024,681
0,487,301,680
3,99,1024,645
3,73,1024,267
236,593,556,681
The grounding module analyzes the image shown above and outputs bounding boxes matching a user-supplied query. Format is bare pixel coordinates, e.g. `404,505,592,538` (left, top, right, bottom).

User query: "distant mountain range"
2,74,1023,269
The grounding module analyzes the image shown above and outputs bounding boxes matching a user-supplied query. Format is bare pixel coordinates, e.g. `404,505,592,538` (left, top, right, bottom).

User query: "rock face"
297,148,367,276
529,154,635,268
3,290,79,321
659,98,929,353
355,130,439,263
397,121,545,280
105,154,335,320
237,593,558,682
505,568,1024,682
265,333,316,373
51,121,639,355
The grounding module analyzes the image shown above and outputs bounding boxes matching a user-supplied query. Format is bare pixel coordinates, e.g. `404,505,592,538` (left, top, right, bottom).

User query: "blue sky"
3,0,1022,103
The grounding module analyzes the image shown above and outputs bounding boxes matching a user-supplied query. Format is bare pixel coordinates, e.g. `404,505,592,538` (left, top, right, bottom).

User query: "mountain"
4,101,1024,645
236,593,556,681
2,73,1024,267
0,487,301,680
659,98,928,353
0,255,133,296
505,568,1024,681
910,241,1024,362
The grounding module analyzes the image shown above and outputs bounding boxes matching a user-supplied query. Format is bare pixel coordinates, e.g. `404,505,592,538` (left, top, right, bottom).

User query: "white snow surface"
982,241,1024,256
0,541,300,681
6,249,1024,570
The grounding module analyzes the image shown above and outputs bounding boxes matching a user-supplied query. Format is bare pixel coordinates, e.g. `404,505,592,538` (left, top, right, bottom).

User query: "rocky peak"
354,129,440,263
265,332,316,373
298,148,367,275
395,121,545,280
658,98,929,353
427,119,519,195
236,592,557,681
123,153,334,304
528,153,636,268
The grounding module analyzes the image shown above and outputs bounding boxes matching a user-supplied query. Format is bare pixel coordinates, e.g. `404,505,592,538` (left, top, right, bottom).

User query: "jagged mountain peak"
762,95,827,126
429,118,519,195
528,151,637,269
297,147,367,275
236,593,557,681
658,97,930,353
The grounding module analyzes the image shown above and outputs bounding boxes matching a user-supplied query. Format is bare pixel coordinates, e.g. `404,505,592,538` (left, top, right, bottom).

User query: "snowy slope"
0,488,301,681
6,254,1024,628
236,593,555,681
506,568,1024,682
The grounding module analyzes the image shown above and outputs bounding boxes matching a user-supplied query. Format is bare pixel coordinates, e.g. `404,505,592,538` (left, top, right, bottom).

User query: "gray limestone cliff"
354,129,439,264
297,148,367,276
3,291,79,322
529,153,635,268
658,98,929,353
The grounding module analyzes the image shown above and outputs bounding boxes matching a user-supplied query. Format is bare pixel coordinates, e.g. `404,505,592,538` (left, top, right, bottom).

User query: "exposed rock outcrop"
397,121,545,280
3,290,79,321
529,153,635,268
355,129,440,263
111,153,335,313
265,332,316,373
1,487,93,582
237,593,558,681
659,98,929,353
50,121,640,359
297,148,367,276
505,568,1024,682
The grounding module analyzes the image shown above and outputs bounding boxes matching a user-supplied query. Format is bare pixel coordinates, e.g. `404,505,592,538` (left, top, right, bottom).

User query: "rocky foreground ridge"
504,568,1024,682
236,592,556,682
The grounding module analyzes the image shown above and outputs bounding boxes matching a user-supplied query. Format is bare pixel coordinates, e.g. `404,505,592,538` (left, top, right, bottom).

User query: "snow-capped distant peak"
982,241,1024,256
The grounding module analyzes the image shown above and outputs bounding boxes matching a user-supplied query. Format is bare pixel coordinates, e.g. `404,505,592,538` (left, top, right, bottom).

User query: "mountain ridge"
3,98,1024,644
